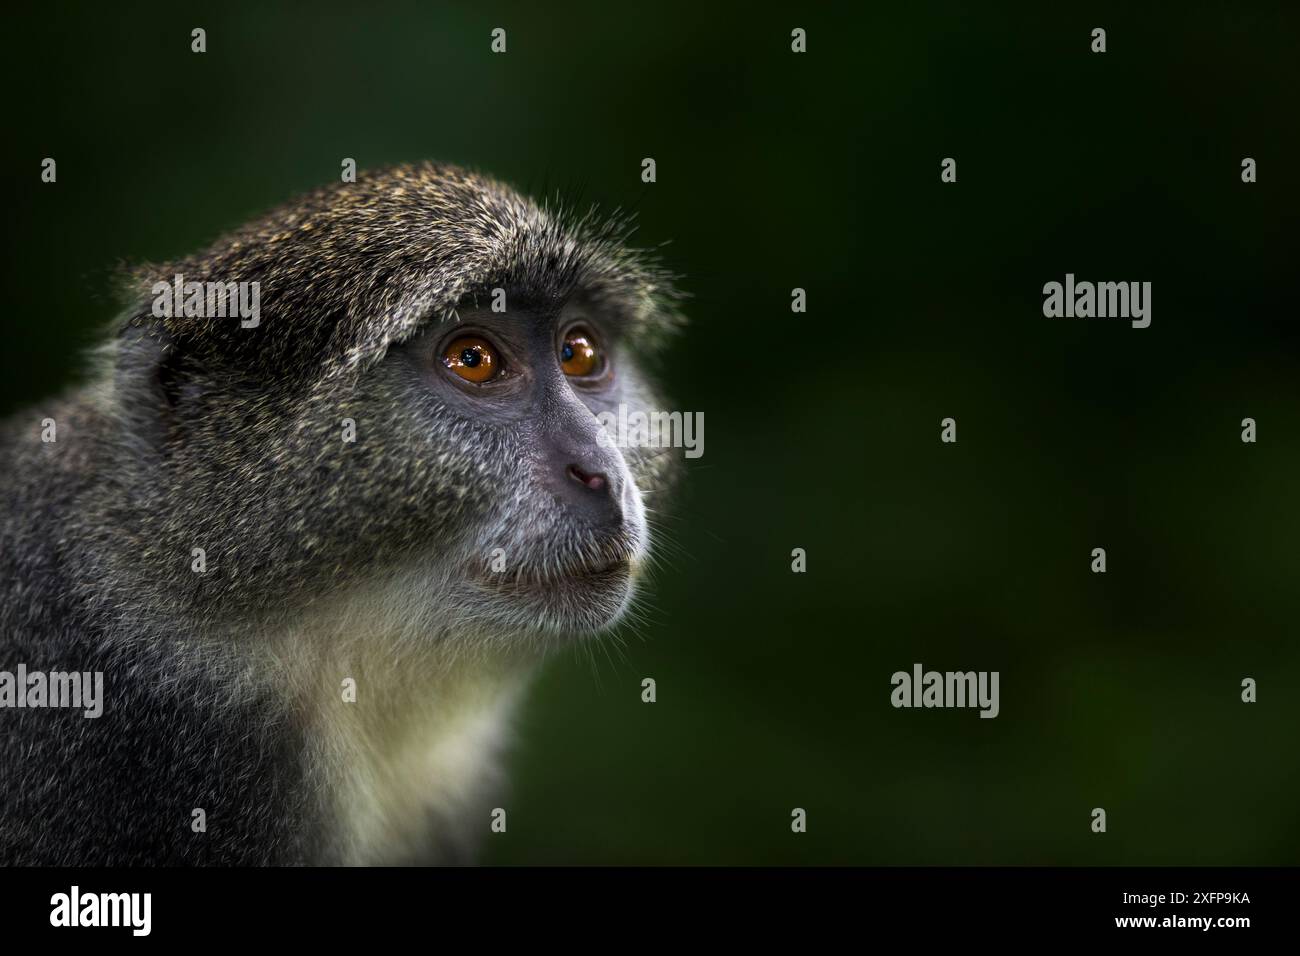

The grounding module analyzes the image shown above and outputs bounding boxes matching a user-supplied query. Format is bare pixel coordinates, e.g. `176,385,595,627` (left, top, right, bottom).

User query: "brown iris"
560,328,601,378
442,336,499,383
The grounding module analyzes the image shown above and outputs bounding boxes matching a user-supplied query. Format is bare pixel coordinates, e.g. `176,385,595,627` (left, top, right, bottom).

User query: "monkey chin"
471,553,642,639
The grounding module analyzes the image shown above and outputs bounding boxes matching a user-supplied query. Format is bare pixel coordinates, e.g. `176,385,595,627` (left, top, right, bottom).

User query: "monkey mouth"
476,552,636,591
463,531,646,634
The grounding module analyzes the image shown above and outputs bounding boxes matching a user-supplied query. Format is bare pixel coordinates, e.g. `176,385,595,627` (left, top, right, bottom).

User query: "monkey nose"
566,463,608,493
557,460,623,528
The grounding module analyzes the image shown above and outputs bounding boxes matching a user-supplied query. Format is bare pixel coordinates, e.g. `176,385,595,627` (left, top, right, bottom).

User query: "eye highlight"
441,336,500,384
560,328,602,378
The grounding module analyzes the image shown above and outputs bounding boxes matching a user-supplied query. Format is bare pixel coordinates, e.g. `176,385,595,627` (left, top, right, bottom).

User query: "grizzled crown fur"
121,161,684,388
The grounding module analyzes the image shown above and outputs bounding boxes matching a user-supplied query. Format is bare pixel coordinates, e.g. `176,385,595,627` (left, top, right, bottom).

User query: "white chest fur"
312,663,524,864
259,585,532,865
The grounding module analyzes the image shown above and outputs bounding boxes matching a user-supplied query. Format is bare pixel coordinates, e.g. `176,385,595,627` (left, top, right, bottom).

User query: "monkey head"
105,163,685,646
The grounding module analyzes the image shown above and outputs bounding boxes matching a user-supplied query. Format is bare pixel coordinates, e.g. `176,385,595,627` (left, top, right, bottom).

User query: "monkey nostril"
566,463,608,494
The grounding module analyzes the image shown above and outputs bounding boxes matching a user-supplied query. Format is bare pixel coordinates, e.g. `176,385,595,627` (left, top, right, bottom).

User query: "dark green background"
5,2,1297,863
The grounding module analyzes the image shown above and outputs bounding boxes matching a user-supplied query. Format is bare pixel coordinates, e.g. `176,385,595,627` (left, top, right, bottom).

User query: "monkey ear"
114,320,188,451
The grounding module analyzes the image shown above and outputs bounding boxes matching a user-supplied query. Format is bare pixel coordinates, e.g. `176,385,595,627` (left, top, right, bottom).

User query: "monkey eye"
559,327,603,378
441,335,501,384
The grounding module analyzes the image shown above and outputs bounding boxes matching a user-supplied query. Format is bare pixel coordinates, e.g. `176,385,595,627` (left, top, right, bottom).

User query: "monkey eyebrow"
557,285,663,337
446,286,637,337
557,301,624,334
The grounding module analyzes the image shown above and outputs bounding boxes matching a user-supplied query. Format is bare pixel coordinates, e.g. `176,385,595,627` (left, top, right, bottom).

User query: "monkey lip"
468,550,639,633
475,552,636,591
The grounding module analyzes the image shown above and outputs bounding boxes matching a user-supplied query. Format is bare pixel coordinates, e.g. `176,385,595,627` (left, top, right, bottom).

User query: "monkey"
0,162,684,865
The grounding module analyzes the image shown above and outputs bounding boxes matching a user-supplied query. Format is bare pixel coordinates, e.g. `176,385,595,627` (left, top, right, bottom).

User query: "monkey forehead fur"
0,163,685,864
125,161,684,386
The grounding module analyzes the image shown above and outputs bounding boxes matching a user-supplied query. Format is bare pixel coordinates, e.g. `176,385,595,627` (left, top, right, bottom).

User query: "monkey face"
363,295,673,640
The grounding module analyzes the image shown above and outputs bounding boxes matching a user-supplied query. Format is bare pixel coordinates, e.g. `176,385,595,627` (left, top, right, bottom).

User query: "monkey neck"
253,577,536,865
